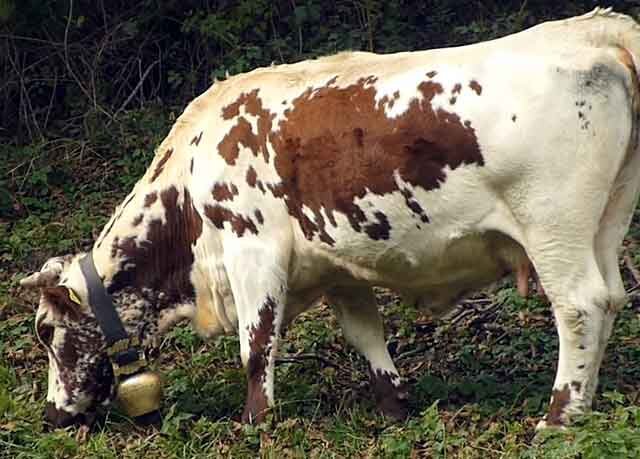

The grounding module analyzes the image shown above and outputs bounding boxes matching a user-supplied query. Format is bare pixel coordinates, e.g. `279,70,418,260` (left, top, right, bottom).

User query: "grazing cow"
21,8,640,429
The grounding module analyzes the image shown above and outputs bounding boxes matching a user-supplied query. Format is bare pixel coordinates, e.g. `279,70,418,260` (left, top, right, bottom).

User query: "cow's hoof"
377,388,409,421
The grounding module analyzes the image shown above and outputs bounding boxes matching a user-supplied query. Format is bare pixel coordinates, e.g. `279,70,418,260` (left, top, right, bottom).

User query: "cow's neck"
90,166,203,339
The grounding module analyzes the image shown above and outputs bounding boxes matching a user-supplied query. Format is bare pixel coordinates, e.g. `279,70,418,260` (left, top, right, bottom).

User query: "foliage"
3,0,640,458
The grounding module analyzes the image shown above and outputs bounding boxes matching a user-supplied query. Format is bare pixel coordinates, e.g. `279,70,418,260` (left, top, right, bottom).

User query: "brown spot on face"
190,131,203,146
144,192,158,208
42,287,82,322
204,205,258,237
469,80,482,95
546,384,571,426
255,209,264,224
426,71,437,78
132,214,144,226
110,186,203,298
211,182,239,202
242,296,277,423
369,368,408,420
150,148,174,182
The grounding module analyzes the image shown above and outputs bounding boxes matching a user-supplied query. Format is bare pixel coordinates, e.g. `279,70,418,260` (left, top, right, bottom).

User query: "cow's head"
21,254,115,428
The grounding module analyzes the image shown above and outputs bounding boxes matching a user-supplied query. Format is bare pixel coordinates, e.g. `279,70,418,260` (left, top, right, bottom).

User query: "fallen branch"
275,353,336,368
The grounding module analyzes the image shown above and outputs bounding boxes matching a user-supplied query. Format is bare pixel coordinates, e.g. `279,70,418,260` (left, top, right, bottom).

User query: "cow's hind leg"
530,244,616,429
326,286,408,420
224,244,288,424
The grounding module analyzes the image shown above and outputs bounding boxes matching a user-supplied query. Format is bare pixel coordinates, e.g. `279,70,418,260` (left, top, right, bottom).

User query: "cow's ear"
42,286,82,322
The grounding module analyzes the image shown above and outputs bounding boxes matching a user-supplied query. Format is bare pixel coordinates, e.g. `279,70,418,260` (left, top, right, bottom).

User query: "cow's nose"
44,402,89,429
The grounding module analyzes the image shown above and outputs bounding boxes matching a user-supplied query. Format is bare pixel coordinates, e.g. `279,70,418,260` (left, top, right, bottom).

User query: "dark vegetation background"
2,1,640,458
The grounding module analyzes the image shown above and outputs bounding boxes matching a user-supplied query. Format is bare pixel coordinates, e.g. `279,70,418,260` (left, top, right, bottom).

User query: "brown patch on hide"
269,77,483,243
144,192,158,208
204,204,258,237
150,148,174,182
452,83,462,95
246,166,258,187
132,214,144,226
546,384,571,426
400,188,430,223
190,131,203,146
364,211,391,240
369,368,409,420
254,209,264,224
211,182,238,202
469,80,482,95
617,47,640,112
110,186,203,298
219,76,483,244
219,89,274,165
242,296,277,424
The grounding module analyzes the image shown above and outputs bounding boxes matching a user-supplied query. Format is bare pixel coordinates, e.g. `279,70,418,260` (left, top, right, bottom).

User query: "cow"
20,7,640,430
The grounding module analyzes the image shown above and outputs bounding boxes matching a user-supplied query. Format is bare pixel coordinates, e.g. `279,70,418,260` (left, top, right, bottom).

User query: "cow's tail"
593,42,640,311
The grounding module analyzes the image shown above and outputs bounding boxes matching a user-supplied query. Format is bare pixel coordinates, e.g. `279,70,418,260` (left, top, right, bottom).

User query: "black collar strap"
79,252,147,379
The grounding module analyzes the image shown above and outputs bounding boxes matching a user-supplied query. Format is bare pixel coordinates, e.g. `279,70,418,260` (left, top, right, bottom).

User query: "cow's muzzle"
44,402,96,430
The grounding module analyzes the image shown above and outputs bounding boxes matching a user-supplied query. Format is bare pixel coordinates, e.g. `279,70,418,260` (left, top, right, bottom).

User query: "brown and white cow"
21,8,640,429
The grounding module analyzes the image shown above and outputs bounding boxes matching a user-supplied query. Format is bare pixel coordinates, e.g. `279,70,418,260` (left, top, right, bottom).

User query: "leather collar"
79,252,144,372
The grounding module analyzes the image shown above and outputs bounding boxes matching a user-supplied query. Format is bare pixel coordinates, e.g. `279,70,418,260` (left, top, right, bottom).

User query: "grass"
2,111,640,458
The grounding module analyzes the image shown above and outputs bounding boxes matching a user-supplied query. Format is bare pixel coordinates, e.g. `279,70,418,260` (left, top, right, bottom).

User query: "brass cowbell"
116,370,163,418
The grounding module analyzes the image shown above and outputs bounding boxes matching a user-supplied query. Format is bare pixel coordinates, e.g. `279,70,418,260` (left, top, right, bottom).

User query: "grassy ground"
2,108,640,458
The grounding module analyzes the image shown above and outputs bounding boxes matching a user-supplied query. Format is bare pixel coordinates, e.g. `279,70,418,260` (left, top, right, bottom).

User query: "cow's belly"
287,221,527,317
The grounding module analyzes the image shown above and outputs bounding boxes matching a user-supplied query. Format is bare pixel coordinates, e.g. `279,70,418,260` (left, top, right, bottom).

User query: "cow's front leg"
224,244,287,424
326,286,408,420
239,293,284,423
